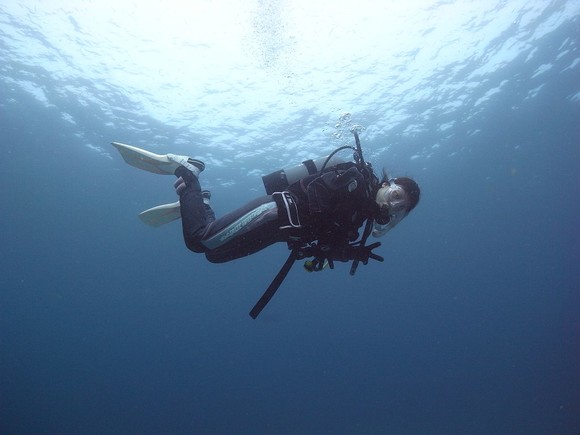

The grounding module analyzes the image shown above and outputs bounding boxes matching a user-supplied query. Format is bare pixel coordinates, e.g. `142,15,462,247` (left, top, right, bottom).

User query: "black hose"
319,145,355,173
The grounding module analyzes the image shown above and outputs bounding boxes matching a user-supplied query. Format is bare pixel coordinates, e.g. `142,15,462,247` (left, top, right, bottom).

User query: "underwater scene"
1,1,579,433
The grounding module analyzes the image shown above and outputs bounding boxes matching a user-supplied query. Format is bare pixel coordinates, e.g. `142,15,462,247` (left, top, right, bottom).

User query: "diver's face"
375,182,409,225
376,183,408,212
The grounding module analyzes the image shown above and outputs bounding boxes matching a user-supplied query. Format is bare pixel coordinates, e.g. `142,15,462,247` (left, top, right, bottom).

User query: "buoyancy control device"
249,131,384,319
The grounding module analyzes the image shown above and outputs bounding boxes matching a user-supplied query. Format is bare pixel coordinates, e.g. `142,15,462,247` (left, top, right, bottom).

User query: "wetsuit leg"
176,167,286,262
203,196,285,263
176,167,214,253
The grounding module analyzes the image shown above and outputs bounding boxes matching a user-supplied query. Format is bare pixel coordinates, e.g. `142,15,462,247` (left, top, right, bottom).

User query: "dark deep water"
1,2,579,434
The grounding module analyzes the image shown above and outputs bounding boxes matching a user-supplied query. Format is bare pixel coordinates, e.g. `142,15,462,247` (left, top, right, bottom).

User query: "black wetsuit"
177,163,376,264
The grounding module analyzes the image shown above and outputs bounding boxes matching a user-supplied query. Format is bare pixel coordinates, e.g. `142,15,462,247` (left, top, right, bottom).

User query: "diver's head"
373,176,420,237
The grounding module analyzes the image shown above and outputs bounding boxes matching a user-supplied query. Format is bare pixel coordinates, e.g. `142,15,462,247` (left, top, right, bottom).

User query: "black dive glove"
347,242,384,265
301,242,384,272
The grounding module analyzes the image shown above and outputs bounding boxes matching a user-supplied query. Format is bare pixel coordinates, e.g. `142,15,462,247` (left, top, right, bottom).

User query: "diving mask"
372,182,409,237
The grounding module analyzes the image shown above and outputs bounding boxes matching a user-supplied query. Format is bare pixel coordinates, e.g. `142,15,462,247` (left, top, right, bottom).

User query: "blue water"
1,2,579,434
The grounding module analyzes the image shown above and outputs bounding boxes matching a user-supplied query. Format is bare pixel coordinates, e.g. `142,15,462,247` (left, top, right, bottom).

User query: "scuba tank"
262,154,345,195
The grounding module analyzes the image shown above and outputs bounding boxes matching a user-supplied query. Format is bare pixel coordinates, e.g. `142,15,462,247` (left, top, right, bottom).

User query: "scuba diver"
112,132,420,318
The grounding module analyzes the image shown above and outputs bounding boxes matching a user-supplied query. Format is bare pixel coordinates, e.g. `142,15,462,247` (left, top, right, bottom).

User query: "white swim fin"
139,201,181,227
111,142,205,175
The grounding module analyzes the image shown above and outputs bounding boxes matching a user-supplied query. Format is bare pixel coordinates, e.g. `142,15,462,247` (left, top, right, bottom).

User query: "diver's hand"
349,242,384,265
299,244,335,271
174,177,187,195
